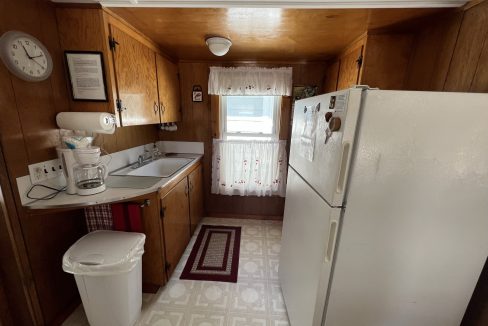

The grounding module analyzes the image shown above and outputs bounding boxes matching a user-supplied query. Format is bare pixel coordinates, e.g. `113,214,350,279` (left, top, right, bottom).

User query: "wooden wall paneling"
20,209,86,325
403,11,463,91
210,95,221,139
160,178,190,277
279,97,292,141
360,33,414,90
443,0,488,91
110,24,160,126
471,39,488,92
0,146,39,326
323,60,340,93
0,271,13,325
156,54,181,123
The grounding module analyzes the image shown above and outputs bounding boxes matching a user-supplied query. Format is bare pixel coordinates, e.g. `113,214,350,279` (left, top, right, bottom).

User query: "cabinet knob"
154,101,159,114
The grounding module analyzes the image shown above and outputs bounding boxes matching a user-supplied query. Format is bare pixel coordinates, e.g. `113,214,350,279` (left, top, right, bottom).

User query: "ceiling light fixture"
206,37,232,56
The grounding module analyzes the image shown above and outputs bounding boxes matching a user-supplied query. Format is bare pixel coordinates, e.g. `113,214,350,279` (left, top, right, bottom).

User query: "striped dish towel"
84,204,113,232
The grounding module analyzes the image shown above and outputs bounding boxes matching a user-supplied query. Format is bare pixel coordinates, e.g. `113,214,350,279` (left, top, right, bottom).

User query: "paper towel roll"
56,112,116,134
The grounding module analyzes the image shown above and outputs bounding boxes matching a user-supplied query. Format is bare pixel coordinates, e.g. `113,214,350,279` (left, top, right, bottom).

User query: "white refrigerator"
279,87,488,326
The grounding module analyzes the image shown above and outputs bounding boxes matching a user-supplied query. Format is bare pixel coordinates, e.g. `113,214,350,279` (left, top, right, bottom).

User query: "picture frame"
192,85,203,102
65,51,108,102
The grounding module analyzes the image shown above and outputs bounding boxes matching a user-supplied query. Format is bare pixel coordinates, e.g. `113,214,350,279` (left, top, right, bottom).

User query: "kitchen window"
221,95,281,140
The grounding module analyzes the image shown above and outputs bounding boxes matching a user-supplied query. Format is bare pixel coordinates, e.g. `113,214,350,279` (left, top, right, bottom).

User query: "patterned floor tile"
156,279,198,308
227,313,268,326
267,258,280,281
230,280,268,314
238,255,267,280
265,238,281,257
186,311,227,326
240,238,265,256
194,282,235,311
143,309,186,326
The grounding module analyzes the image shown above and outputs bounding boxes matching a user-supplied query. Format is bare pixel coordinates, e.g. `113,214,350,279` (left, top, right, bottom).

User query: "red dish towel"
111,203,128,231
127,203,143,233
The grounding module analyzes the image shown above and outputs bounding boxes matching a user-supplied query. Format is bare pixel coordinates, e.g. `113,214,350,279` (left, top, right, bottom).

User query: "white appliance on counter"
279,87,488,326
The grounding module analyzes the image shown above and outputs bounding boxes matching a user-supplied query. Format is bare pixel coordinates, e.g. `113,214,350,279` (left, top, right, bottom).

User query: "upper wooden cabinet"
56,7,181,126
323,32,413,92
336,45,363,90
156,54,181,123
109,25,160,125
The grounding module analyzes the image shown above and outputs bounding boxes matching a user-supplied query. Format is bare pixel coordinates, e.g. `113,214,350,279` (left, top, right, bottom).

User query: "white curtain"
212,139,287,197
208,67,293,96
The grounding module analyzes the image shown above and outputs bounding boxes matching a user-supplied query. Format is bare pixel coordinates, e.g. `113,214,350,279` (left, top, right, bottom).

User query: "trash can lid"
62,230,145,275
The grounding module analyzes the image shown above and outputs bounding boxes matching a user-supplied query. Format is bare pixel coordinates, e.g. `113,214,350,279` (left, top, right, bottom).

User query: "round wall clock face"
0,31,53,82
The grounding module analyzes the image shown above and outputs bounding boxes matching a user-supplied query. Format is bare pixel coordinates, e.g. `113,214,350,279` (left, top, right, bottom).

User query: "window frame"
220,95,281,140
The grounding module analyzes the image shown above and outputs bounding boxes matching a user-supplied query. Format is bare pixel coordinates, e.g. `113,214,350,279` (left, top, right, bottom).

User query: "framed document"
65,51,108,101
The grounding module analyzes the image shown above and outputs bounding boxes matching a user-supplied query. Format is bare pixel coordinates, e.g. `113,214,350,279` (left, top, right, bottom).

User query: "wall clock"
0,31,53,82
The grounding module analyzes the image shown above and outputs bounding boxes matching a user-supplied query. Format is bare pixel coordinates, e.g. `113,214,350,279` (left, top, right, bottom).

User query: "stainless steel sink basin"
111,157,193,178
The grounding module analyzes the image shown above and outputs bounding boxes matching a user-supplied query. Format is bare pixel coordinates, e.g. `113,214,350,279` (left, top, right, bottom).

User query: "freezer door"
289,88,362,207
280,167,341,326
324,90,488,326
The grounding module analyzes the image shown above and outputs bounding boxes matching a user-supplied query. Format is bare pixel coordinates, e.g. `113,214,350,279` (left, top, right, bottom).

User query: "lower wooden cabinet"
160,177,191,278
189,165,204,235
130,162,203,287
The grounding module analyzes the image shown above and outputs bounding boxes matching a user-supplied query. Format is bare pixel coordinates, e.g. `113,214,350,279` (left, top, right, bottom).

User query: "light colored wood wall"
405,1,488,92
159,61,326,219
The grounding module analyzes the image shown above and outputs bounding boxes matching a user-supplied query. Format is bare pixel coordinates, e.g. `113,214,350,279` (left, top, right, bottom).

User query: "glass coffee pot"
73,147,108,196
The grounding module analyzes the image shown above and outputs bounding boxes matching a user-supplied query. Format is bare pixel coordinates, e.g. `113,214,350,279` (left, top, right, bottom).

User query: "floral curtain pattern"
211,139,288,197
208,67,293,96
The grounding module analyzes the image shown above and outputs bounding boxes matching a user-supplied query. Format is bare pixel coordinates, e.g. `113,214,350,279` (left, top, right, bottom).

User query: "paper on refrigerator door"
299,104,318,162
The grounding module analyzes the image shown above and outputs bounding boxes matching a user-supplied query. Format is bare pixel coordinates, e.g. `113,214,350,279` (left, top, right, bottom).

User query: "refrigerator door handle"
336,142,351,194
325,219,339,263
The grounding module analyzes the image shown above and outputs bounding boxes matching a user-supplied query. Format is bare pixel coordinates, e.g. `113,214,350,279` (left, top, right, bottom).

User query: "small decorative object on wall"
65,51,108,101
192,85,203,102
292,85,319,102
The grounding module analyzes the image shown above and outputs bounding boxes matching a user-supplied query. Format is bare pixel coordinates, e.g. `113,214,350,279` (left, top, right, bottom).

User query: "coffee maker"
73,147,108,195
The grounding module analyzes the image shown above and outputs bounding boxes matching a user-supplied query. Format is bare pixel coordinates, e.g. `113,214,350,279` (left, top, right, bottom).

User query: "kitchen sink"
111,157,193,178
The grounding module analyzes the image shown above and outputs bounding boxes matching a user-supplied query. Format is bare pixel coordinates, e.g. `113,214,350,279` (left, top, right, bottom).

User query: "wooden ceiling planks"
108,7,446,61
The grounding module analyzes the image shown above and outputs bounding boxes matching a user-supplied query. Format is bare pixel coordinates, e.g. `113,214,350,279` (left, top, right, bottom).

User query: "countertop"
23,154,202,210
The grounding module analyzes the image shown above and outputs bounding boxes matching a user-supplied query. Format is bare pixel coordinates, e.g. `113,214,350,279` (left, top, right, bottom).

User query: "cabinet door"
188,165,204,235
156,54,181,123
161,178,190,278
323,60,340,93
132,194,167,289
109,25,160,126
337,45,363,90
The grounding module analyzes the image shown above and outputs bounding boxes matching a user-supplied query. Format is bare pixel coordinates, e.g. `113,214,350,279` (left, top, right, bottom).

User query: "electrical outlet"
28,159,63,184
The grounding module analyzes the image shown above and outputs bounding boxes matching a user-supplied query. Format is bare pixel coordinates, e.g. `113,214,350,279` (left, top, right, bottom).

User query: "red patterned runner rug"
180,225,241,283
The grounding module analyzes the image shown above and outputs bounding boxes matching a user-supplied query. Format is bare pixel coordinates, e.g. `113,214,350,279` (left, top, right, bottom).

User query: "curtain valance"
208,66,293,96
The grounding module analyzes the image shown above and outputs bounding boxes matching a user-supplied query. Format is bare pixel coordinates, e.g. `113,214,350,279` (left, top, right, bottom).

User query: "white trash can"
63,230,146,326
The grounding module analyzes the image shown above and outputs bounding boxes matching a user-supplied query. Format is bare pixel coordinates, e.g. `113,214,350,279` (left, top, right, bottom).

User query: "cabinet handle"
184,184,188,197
154,101,159,114
139,199,150,208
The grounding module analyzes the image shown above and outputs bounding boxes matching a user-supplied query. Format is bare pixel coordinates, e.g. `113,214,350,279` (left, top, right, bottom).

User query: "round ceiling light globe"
206,37,232,56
